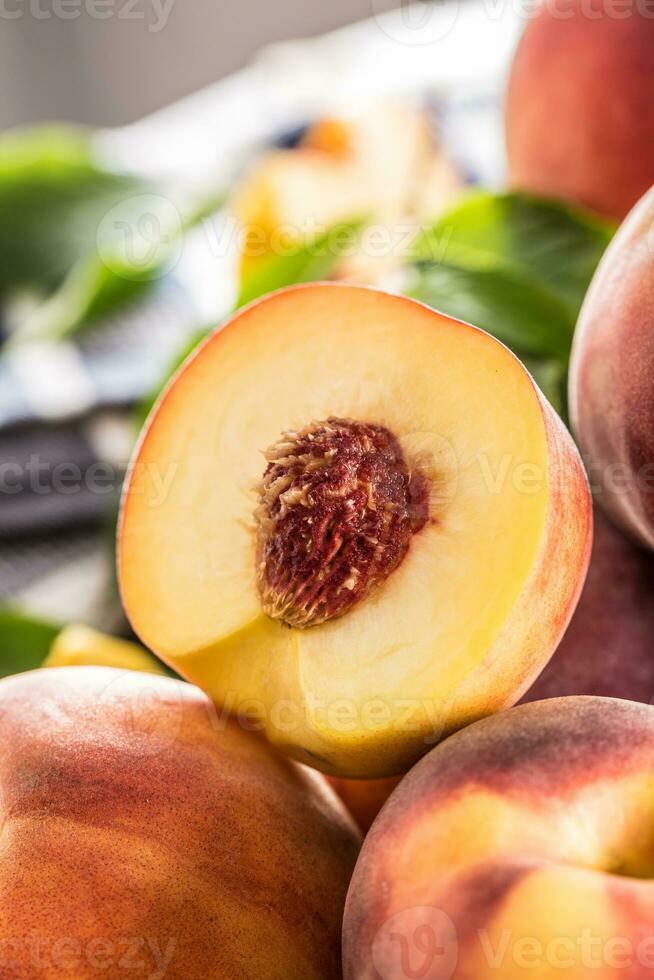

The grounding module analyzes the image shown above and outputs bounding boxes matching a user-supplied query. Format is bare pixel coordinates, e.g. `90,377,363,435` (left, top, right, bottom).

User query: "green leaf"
412,191,615,318
0,125,145,301
408,261,575,360
237,221,362,308
0,607,61,678
6,254,159,346
4,160,226,346
408,192,614,419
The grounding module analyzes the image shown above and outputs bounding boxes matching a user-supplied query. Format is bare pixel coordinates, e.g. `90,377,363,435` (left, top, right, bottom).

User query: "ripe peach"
570,185,654,549
522,508,654,704
0,667,359,979
119,284,591,778
506,1,654,221
344,696,654,980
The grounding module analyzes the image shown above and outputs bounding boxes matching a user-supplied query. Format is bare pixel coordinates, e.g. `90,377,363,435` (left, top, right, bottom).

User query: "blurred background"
1,0,400,128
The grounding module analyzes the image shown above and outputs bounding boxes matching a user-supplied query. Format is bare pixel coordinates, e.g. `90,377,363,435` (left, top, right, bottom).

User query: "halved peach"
119,284,591,777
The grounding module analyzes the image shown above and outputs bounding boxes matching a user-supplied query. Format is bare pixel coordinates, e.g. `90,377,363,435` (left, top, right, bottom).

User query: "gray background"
0,0,401,129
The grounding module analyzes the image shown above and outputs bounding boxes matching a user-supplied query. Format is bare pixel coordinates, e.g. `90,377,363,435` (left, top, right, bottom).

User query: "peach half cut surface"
343,697,654,980
119,284,591,778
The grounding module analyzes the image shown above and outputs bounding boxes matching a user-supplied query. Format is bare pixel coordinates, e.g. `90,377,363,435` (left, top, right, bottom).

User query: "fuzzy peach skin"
506,0,654,221
570,186,654,551
0,667,360,979
521,508,654,705
119,284,592,779
344,697,654,980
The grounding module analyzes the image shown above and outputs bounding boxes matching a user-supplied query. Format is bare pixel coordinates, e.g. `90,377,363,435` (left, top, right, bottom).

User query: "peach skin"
344,696,654,980
506,0,654,221
521,508,654,705
327,777,403,835
570,186,654,551
0,667,360,979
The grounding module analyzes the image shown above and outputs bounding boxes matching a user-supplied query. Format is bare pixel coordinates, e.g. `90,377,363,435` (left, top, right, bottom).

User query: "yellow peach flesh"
119,284,590,776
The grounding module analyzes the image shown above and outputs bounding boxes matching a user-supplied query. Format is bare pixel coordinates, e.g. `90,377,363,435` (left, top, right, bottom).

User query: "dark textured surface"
256,417,428,628
521,508,654,705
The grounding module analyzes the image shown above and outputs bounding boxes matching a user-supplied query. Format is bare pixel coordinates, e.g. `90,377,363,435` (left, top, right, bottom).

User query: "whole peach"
0,667,360,978
344,697,654,980
570,185,654,549
506,0,654,220
522,508,654,704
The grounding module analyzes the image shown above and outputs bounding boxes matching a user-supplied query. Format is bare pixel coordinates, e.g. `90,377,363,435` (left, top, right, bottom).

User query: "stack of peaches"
3,6,654,978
